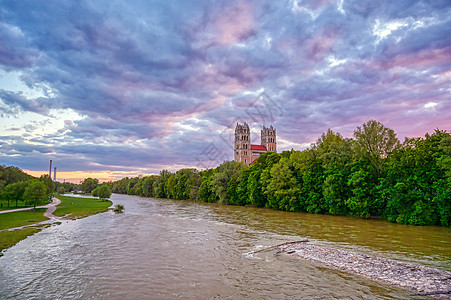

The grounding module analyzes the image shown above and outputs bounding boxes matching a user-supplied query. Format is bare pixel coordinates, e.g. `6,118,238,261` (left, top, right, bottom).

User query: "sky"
0,0,450,183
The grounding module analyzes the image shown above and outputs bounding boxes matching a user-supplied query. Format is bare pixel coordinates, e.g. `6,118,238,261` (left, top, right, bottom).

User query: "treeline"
0,173,54,209
0,165,77,208
112,120,450,226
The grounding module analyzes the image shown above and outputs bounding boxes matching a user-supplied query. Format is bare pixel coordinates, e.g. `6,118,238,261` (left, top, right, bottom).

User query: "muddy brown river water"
0,194,449,299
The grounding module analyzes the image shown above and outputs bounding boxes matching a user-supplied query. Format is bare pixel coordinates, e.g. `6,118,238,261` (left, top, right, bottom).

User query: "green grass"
0,209,48,230
0,227,43,254
53,194,112,219
0,200,33,211
0,195,111,255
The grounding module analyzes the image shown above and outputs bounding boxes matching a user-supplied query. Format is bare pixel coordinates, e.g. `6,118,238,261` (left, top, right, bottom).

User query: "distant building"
234,122,276,166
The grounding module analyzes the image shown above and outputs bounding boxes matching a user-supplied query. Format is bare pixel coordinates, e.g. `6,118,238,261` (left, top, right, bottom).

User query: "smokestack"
54,167,57,181
49,160,52,178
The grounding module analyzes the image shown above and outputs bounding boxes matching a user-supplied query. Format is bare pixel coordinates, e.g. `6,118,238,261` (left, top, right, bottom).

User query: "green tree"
23,181,47,209
153,170,172,198
313,130,354,215
1,181,30,207
353,120,400,179
265,156,300,211
198,169,218,203
141,176,157,197
39,174,55,199
232,167,251,206
57,186,66,195
126,177,139,195
211,161,246,205
92,184,112,201
0,165,33,188
247,152,280,208
346,159,378,218
382,130,451,226
110,177,130,194
80,178,99,193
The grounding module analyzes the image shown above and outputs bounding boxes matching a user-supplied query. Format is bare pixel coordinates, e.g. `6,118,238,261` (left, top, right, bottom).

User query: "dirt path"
43,197,61,218
0,197,61,215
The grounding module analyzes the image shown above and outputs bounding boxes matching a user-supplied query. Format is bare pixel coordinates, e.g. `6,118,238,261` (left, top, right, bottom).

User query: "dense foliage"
110,120,450,227
92,184,112,200
80,177,99,193
0,165,33,192
0,169,55,208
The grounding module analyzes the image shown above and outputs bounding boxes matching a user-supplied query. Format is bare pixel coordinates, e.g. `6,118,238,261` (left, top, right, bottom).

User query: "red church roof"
251,144,267,151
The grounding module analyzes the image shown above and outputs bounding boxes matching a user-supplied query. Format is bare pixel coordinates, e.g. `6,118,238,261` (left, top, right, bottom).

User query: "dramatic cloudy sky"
0,0,450,182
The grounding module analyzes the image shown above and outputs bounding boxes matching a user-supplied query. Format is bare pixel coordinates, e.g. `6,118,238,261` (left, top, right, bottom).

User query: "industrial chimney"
49,160,52,178
54,167,57,181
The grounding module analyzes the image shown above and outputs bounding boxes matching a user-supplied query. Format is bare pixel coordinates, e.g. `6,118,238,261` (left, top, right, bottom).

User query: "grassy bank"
0,209,49,254
0,202,35,211
53,194,112,219
0,209,48,230
0,195,112,255
0,227,43,254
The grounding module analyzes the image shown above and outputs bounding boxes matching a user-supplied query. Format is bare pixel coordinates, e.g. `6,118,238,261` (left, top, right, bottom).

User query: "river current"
0,194,449,299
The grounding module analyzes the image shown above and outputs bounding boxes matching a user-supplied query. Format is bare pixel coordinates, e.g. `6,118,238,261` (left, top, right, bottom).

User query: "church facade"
234,122,276,166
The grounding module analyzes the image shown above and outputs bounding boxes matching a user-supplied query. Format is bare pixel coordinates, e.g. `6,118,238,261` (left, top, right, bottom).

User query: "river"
0,194,449,299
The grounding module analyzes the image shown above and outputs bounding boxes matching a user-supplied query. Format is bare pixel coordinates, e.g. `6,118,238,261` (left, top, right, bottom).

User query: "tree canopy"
92,184,112,201
108,120,450,227
23,181,48,209
80,178,99,193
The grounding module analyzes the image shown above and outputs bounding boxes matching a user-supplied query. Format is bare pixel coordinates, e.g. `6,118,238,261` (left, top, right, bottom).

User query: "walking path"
0,197,61,215
43,197,61,218
0,198,62,233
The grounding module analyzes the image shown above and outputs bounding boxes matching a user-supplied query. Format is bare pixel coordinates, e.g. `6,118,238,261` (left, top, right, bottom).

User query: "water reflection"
0,194,448,299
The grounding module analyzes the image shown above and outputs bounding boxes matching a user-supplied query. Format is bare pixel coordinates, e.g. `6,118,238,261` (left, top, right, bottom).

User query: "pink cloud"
304,28,339,61
381,47,451,70
214,1,256,45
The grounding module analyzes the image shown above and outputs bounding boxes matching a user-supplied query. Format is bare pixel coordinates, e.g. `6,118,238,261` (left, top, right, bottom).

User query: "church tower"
235,122,251,165
261,125,277,152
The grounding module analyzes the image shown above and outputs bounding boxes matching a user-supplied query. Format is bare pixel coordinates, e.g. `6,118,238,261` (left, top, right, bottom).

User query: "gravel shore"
274,241,451,299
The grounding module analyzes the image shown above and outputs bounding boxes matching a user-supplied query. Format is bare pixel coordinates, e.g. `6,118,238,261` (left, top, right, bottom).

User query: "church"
234,122,276,166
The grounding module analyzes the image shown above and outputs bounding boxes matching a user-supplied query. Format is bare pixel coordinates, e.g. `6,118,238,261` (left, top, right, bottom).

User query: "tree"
211,161,246,205
126,177,139,195
265,156,300,211
382,130,451,226
80,178,99,193
198,169,218,203
39,174,55,199
0,165,33,188
1,181,30,207
353,120,400,179
92,184,112,201
23,181,47,209
57,186,66,195
247,152,280,208
141,176,156,197
153,170,172,198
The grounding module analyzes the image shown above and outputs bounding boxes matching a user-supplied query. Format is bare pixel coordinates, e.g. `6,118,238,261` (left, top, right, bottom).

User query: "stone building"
234,122,276,166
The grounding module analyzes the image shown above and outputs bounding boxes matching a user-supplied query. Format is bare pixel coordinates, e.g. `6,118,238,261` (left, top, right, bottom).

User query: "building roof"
251,144,267,151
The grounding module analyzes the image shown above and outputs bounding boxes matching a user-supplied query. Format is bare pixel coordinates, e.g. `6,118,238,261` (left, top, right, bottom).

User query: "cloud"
0,0,450,178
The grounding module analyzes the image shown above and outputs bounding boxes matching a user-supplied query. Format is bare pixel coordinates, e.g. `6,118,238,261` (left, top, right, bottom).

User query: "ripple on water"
1,194,448,299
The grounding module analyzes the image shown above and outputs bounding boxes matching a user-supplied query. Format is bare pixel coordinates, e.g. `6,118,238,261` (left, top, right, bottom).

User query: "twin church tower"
234,122,276,166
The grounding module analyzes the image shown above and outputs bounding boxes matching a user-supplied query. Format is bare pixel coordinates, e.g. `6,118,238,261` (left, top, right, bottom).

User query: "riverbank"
272,241,451,299
52,194,112,219
0,195,112,255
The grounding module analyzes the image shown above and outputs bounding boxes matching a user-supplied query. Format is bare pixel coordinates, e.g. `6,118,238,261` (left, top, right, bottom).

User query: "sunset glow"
1,1,450,182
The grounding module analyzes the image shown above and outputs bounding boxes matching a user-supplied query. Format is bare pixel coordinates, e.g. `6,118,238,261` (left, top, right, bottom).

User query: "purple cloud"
0,0,449,178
